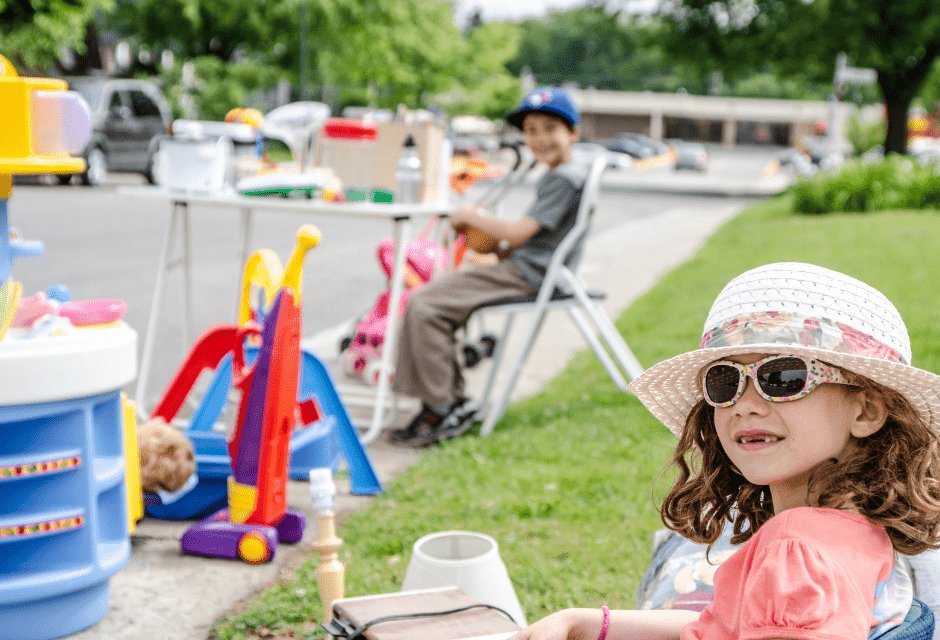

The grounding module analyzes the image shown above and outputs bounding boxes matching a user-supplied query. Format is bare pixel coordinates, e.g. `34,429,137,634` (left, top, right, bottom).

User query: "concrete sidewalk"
67,177,782,640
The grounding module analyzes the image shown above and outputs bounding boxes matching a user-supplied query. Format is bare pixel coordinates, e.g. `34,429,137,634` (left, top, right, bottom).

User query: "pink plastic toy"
13,292,126,328
342,232,446,384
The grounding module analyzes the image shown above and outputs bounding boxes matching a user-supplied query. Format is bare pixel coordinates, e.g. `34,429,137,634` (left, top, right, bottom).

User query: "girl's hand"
509,609,592,640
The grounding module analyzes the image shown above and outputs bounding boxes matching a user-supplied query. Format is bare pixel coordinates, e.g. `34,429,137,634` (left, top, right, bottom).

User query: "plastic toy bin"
0,325,137,640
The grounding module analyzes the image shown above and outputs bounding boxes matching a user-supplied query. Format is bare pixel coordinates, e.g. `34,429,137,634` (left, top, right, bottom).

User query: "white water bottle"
395,134,422,204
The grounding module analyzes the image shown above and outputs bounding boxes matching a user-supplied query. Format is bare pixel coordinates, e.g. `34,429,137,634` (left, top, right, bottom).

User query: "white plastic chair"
470,155,645,437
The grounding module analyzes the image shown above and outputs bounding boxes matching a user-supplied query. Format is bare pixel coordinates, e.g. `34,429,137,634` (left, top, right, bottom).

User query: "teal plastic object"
0,391,130,640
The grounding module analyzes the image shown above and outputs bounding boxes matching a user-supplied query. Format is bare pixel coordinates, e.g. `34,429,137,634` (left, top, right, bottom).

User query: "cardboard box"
372,121,446,203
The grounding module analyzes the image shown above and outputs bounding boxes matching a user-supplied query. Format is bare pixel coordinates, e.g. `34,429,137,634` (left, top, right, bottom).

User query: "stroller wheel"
479,334,498,357
463,342,484,368
365,359,389,386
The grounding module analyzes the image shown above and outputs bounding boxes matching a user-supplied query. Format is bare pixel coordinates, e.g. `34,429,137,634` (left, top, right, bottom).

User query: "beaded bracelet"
597,605,610,640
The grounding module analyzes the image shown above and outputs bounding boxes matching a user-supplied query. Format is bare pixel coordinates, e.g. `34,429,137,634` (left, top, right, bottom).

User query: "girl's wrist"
559,608,607,640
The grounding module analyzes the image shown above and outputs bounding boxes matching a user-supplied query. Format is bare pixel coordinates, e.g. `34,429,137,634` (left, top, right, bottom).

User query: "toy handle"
281,224,321,294
232,323,262,388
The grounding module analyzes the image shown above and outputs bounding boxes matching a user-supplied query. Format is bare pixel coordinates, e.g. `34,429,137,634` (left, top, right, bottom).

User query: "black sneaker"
432,402,478,441
390,399,470,447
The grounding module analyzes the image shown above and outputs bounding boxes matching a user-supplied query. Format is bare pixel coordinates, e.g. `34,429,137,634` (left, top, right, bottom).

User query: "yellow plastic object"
281,225,321,302
228,477,258,523
238,531,271,563
0,174,11,199
0,277,21,341
225,107,264,128
122,395,144,533
0,54,87,174
238,249,284,326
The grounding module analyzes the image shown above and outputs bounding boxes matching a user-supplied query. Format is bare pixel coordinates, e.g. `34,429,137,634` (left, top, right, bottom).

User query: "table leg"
236,206,253,320
135,202,184,420
360,216,411,444
182,205,193,348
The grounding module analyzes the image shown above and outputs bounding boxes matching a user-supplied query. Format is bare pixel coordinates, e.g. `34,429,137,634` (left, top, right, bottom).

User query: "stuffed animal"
137,417,195,493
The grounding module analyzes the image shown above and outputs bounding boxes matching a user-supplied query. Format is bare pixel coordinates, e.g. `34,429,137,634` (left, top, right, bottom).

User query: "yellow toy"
0,54,89,176
0,53,91,291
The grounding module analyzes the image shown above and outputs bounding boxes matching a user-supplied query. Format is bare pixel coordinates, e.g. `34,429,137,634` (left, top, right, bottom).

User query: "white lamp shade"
401,531,527,627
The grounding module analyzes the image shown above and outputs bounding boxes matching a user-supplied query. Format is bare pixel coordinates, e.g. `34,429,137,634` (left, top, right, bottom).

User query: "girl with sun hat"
511,262,940,640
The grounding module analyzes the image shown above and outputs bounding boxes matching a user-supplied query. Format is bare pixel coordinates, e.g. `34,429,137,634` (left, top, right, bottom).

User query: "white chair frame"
471,155,645,436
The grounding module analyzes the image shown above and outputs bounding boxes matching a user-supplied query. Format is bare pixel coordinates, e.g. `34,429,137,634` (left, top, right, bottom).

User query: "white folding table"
120,186,450,444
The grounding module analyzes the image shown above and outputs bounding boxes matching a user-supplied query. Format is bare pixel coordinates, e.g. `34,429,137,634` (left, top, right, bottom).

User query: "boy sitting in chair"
391,87,588,446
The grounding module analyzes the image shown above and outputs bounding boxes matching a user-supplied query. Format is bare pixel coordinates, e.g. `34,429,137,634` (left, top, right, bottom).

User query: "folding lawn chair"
469,154,645,437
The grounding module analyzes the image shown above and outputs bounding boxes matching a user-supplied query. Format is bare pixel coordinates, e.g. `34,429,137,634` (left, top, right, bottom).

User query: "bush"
790,155,940,214
846,113,887,157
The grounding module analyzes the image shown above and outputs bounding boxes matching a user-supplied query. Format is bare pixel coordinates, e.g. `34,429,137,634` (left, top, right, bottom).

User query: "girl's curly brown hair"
659,373,940,555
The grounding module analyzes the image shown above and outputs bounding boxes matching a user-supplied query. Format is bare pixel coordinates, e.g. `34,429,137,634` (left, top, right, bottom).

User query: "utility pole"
299,0,310,100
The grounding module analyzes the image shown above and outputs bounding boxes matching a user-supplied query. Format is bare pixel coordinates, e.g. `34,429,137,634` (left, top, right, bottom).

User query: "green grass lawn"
211,193,940,639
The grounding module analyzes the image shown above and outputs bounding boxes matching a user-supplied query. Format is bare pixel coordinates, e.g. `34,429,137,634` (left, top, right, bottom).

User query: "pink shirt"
681,507,894,640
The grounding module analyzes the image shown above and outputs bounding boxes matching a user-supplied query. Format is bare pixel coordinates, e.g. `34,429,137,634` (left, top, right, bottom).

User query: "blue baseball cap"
505,87,580,130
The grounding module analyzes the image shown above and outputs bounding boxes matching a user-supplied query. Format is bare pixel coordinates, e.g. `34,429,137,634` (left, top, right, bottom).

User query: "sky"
451,0,658,26
452,0,595,23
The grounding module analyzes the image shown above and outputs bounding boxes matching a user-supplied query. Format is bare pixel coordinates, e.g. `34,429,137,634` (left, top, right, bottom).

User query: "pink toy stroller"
341,224,447,385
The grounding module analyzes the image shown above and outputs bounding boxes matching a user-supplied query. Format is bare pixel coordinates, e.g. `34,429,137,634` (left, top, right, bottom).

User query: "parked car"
674,142,709,171
605,133,670,159
61,78,172,186
571,142,633,170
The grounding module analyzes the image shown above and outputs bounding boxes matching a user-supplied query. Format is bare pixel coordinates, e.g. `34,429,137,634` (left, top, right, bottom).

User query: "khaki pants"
392,259,536,407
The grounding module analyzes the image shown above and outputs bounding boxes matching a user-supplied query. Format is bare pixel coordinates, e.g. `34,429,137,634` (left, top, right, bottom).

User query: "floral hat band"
628,262,940,437
699,312,908,366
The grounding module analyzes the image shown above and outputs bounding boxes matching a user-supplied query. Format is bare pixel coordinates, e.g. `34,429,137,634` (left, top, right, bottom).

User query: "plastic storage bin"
156,136,233,194
0,326,137,640
319,118,378,201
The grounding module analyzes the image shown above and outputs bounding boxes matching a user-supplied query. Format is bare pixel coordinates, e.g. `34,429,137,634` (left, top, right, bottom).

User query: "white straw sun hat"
628,262,940,437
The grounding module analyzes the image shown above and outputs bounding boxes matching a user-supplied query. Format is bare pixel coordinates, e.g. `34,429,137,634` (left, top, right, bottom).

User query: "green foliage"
443,21,522,119
211,200,940,639
308,0,465,108
506,7,834,100
507,7,703,93
0,0,111,72
105,0,509,116
790,156,940,214
659,0,940,154
726,71,830,101
109,0,276,63
916,57,940,114
846,114,888,157
157,55,285,121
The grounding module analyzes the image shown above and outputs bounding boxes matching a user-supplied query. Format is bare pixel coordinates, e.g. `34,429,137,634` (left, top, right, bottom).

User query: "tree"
109,0,277,63
506,5,710,94
446,20,522,119
657,0,940,155
108,0,477,113
0,0,111,72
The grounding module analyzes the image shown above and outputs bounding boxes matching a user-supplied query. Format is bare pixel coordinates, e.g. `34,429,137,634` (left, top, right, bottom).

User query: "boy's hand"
448,204,478,232
450,205,498,253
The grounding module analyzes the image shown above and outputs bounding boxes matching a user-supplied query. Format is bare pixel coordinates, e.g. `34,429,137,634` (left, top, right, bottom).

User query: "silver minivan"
61,78,172,186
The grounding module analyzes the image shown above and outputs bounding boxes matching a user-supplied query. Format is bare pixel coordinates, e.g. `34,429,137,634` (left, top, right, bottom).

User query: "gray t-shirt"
510,160,588,289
